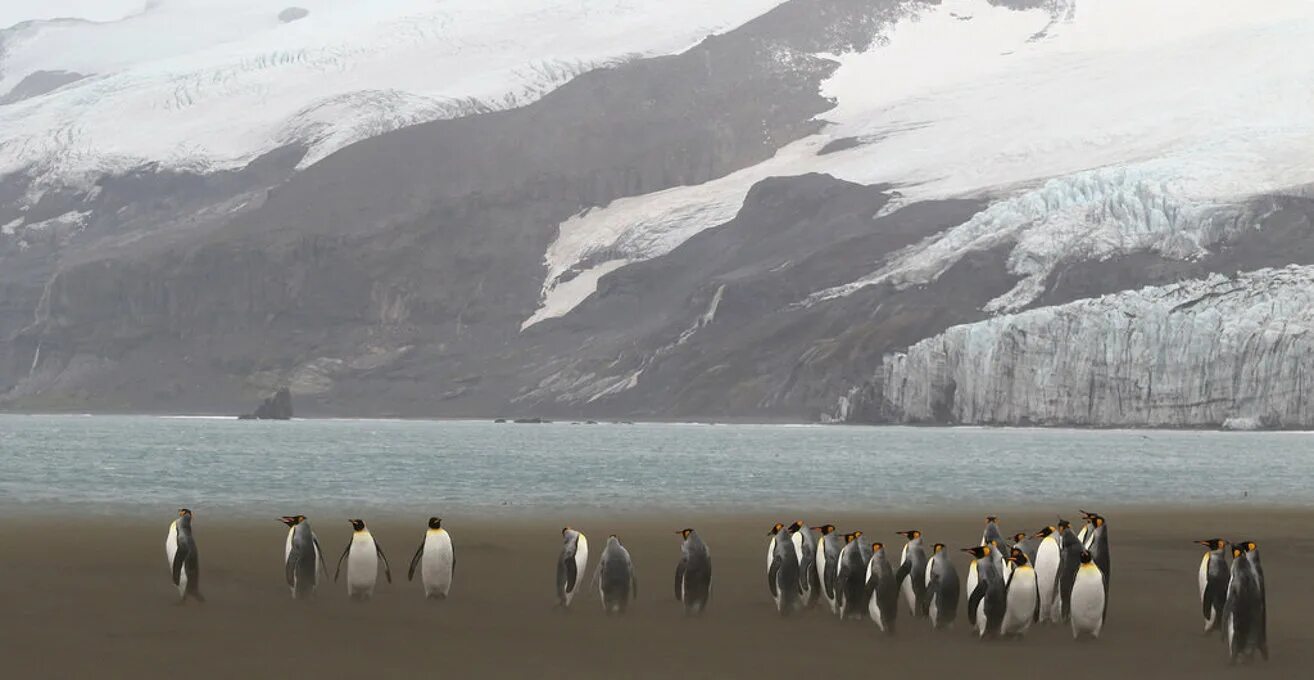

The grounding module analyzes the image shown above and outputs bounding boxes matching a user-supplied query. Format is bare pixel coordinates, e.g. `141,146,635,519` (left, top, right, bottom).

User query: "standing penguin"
865,542,899,634
1086,513,1111,593
556,527,589,608
1195,539,1228,634
594,535,638,615
769,524,803,615
1033,525,1061,623
894,530,928,617
407,517,454,600
1069,550,1105,640
1229,540,1261,664
924,543,960,631
1055,520,1084,622
794,522,819,608
281,515,327,599
1001,548,1039,638
1077,510,1094,548
964,545,1006,639
766,523,785,594
334,519,393,600
834,531,867,620
165,508,203,603
674,528,712,616
813,524,843,615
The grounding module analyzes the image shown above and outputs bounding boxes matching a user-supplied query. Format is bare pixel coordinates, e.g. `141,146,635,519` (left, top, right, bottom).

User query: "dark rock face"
244,387,293,420
0,70,87,105
278,8,310,24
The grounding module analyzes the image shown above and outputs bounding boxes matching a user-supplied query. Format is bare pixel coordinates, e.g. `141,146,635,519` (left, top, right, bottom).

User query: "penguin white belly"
791,532,805,566
346,534,379,598
1002,568,1037,636
165,521,178,568
421,531,454,597
1035,539,1060,622
572,536,589,599
766,536,776,575
965,560,978,603
1070,567,1105,639
867,590,888,632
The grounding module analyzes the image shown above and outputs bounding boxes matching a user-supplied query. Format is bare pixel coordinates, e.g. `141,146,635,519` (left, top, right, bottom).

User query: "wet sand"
2,508,1309,678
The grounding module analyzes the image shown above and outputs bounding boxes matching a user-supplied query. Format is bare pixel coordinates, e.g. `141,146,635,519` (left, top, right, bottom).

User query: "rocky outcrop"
242,387,293,420
854,266,1314,427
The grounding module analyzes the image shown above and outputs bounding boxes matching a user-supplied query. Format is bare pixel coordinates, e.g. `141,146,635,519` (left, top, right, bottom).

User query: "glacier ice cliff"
845,266,1314,427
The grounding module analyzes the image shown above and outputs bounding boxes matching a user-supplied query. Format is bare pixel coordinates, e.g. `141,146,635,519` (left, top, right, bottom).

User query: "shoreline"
4,410,1314,432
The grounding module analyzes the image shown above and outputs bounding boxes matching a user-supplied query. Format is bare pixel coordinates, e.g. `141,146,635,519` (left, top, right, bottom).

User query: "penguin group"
1195,538,1268,664
164,511,456,603
758,513,1112,643
159,508,1271,666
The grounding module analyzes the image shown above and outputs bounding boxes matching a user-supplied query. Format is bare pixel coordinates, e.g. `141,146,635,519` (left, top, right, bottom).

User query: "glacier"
525,0,1314,325
0,0,788,185
859,266,1314,427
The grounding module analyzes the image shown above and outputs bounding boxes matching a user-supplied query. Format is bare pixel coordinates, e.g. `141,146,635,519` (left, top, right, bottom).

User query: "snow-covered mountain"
2,0,1313,426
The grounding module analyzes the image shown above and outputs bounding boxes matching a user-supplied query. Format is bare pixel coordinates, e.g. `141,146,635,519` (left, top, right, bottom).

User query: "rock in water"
244,387,293,420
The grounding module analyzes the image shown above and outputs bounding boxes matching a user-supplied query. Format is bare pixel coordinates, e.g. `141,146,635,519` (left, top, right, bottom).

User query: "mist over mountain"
2,0,1312,426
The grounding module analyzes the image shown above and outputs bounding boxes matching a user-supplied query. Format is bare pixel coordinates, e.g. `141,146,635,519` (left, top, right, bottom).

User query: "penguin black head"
1194,538,1224,551
1057,519,1072,531
985,516,998,524
1231,544,1244,559
813,524,836,535
932,543,946,554
1011,532,1027,543
1033,526,1054,538
428,517,443,530
1078,550,1093,564
896,530,921,540
348,519,366,532
870,541,884,553
961,546,987,559
279,515,301,527
843,531,862,544
768,522,785,536
561,526,571,536
1242,540,1258,553
787,520,805,533
1092,516,1105,528
178,508,192,517
1008,547,1029,567
678,528,694,540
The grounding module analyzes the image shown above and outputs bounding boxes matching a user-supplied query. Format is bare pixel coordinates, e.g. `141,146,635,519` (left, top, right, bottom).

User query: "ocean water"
1,415,1311,516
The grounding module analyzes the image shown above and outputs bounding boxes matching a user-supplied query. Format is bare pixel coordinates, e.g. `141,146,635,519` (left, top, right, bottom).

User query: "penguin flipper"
407,541,424,581
894,560,910,590
674,559,686,601
171,545,186,586
334,541,351,582
313,535,329,579
767,557,780,599
564,555,578,593
285,545,299,587
967,582,986,626
375,541,393,584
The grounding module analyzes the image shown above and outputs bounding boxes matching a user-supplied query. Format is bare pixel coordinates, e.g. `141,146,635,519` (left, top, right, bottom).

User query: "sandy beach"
2,508,1309,678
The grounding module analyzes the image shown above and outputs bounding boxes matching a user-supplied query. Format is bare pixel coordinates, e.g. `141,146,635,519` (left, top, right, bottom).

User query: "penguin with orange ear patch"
674,528,711,615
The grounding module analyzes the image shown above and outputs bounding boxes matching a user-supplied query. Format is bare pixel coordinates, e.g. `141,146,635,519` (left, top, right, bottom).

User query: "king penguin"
165,508,203,603
794,521,819,609
407,517,454,600
281,515,327,599
674,528,712,615
556,527,589,608
1010,532,1038,565
982,516,1003,549
334,519,393,600
1195,538,1228,634
1069,550,1105,640
865,542,898,634
1055,519,1084,622
769,524,802,615
813,524,843,615
964,545,1006,639
1001,548,1039,638
924,543,960,631
1033,525,1061,623
1086,513,1111,594
766,523,785,595
834,531,867,620
894,530,928,617
1225,541,1268,662
594,535,638,615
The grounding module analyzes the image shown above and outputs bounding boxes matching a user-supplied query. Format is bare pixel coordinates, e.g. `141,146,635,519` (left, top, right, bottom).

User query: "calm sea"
1,415,1310,516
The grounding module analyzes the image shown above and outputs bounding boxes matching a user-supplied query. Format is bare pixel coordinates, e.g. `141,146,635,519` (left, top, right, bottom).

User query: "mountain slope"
3,0,1314,426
